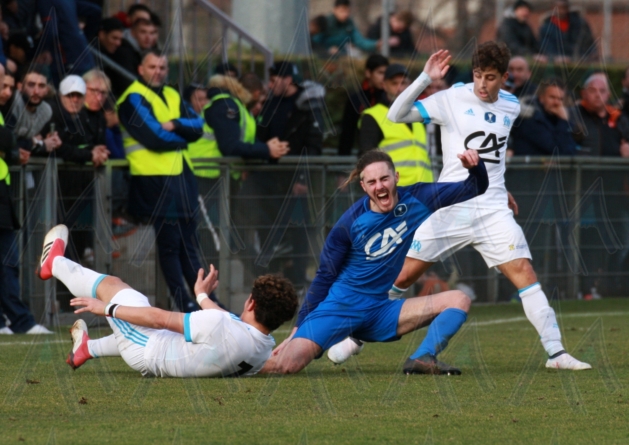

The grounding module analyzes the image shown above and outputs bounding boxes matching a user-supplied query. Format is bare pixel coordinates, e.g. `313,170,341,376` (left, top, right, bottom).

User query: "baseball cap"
59,75,86,96
384,64,409,80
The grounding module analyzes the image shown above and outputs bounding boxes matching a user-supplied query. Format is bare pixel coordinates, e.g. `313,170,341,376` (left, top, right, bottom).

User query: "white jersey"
414,83,520,209
143,310,275,378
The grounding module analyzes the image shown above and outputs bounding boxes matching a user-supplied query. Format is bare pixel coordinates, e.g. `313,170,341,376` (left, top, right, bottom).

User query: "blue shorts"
293,293,405,351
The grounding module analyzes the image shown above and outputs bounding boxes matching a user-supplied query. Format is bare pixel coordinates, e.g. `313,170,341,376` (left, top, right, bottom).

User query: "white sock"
388,285,407,300
87,335,120,358
519,283,564,356
52,257,107,298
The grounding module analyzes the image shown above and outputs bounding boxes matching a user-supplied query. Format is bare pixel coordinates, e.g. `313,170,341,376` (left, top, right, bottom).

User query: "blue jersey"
296,162,488,326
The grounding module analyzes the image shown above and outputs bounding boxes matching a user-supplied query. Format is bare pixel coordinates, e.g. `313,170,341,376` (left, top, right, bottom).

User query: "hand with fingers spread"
457,149,480,169
70,297,107,315
194,265,219,297
423,49,452,82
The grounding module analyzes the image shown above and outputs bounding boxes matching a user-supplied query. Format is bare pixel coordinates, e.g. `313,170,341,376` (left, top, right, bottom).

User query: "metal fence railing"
8,156,629,325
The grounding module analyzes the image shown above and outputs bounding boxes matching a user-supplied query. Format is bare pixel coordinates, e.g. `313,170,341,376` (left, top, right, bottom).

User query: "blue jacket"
203,88,269,159
512,100,576,156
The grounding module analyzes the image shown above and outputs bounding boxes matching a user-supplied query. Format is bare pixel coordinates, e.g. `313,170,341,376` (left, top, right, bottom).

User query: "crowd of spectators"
0,0,628,327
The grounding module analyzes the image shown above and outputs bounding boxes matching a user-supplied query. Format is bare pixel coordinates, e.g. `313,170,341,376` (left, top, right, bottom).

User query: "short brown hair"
251,275,298,331
538,77,565,96
472,41,511,75
344,149,395,187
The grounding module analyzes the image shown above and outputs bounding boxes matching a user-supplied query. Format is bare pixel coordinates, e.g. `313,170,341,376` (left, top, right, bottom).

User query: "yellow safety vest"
0,112,9,186
362,103,433,186
188,93,256,180
117,80,192,176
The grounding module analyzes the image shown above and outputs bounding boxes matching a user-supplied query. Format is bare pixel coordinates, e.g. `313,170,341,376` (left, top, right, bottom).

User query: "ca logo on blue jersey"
485,112,496,123
365,221,408,260
394,203,407,217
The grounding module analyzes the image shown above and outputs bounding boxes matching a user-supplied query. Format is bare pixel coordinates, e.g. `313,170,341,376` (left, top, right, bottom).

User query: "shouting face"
360,161,400,214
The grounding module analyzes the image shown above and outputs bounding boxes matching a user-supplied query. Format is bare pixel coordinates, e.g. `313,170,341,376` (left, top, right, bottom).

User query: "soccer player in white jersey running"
329,42,590,371
38,225,298,378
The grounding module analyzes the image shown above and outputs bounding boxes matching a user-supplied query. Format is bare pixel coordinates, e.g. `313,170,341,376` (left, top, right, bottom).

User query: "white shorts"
407,206,532,268
107,289,154,376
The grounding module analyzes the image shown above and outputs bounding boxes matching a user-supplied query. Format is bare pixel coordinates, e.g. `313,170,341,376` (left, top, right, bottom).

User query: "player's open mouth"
376,191,390,205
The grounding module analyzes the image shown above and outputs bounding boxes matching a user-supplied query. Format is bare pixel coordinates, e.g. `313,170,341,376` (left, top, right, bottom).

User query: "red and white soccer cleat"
38,224,68,280
66,319,92,370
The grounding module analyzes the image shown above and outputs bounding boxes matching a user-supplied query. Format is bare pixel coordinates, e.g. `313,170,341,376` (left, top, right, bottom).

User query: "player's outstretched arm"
412,151,488,212
70,298,185,334
194,266,224,311
387,49,451,123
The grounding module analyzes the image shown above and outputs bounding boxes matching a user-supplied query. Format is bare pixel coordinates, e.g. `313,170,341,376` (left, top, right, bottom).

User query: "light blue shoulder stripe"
184,313,192,342
414,101,431,124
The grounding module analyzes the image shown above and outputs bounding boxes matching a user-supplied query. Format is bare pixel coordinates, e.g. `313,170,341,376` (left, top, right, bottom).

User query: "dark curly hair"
472,41,511,75
251,275,298,331
343,149,395,187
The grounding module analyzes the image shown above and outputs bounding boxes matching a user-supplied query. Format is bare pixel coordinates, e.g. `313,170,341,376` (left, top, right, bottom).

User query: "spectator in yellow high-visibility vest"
359,64,433,186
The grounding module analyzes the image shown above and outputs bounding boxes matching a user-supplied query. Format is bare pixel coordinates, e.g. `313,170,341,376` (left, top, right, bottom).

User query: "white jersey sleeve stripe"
414,101,431,124
183,313,192,342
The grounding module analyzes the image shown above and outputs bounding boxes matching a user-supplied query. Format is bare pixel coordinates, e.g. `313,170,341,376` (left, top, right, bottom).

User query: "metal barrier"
8,155,629,324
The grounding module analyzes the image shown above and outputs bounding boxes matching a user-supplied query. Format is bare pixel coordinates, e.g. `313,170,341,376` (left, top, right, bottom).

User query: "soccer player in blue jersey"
260,147,488,375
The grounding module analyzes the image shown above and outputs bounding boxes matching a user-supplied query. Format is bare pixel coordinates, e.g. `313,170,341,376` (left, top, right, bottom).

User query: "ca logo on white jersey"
365,221,408,260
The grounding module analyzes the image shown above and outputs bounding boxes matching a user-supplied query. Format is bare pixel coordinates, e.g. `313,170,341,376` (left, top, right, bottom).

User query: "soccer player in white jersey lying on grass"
328,41,591,371
38,225,298,378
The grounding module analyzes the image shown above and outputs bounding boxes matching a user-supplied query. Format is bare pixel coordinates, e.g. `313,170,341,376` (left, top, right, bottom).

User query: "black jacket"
497,16,539,56
367,17,415,57
338,81,384,155
511,99,576,156
109,39,142,97
257,82,325,159
0,126,20,230
539,11,597,60
569,104,622,156
37,101,107,163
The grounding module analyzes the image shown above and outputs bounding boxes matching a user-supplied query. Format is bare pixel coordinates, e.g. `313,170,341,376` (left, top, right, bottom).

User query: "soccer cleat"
66,319,92,370
26,324,53,335
403,354,462,375
0,326,14,334
327,337,364,364
545,352,592,370
38,224,69,280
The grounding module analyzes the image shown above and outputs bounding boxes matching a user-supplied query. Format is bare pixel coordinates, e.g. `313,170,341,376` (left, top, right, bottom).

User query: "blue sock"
410,308,467,359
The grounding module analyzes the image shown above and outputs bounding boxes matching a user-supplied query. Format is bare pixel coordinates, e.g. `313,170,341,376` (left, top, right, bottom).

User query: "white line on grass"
471,310,629,327
0,311,627,347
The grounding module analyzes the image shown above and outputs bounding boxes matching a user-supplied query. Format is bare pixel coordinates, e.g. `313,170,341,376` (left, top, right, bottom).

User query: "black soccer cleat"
402,354,461,375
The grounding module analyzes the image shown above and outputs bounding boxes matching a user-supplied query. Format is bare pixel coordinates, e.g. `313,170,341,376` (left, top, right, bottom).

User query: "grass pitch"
1,298,627,444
